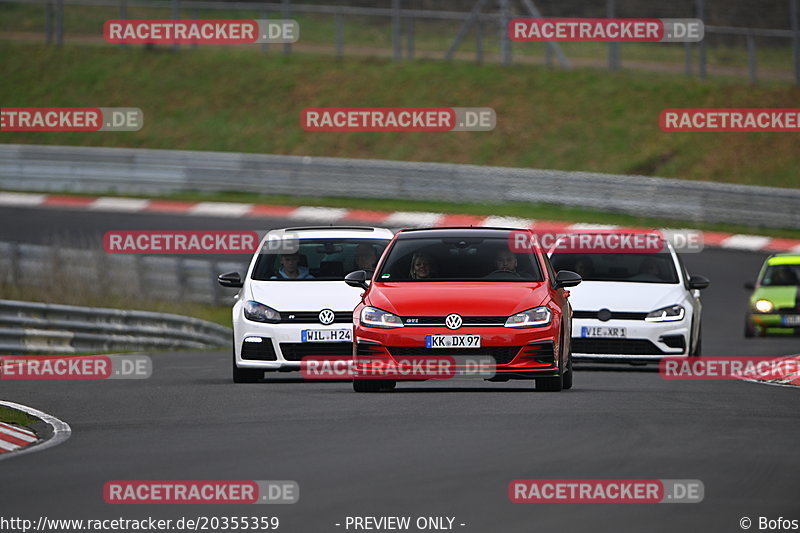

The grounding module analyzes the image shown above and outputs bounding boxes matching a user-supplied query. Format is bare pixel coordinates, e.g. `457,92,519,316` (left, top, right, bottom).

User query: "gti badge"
318,309,335,325
445,313,463,330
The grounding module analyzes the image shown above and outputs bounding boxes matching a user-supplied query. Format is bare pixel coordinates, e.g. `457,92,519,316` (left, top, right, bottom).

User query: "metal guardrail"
0,299,232,354
0,240,247,306
1,144,799,229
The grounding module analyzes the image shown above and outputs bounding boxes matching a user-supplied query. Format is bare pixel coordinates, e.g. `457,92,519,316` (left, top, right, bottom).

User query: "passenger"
354,243,379,272
409,253,436,280
274,253,314,280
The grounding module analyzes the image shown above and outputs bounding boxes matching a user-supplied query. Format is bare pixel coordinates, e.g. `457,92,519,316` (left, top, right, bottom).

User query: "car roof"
767,253,800,266
395,227,525,239
265,226,394,240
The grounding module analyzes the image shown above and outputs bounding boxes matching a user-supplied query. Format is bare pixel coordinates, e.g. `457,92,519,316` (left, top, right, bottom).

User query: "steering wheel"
488,269,521,278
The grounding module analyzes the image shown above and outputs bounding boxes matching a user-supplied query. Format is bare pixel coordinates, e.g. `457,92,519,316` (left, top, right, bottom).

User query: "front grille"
571,338,665,355
401,316,506,325
386,346,522,365
280,342,353,361
573,310,649,320
776,308,800,315
241,339,277,361
279,311,352,324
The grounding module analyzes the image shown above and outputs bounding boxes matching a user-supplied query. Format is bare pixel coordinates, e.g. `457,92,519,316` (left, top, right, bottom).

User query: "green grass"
1,41,798,189
0,406,36,427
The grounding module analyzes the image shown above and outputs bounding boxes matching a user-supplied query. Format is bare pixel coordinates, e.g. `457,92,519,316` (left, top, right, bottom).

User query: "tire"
353,379,382,393
744,316,756,338
232,350,263,383
382,380,397,391
536,374,563,392
691,333,702,356
562,356,573,390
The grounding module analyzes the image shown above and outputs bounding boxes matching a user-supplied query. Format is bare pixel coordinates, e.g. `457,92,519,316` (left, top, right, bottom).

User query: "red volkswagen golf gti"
344,228,581,392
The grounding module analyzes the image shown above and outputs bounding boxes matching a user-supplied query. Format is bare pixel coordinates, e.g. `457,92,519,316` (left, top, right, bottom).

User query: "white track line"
0,401,71,461
288,206,348,222
384,211,444,227
90,197,150,212
721,234,772,251
189,202,255,217
481,216,534,228
0,192,46,206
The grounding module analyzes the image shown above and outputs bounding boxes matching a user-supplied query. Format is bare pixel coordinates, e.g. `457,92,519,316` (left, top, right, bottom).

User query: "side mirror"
689,275,710,290
218,271,243,288
743,281,756,290
555,270,582,288
345,270,369,290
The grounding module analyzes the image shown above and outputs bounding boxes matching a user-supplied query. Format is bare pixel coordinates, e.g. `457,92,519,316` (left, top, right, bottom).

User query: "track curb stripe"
0,400,72,461
2,192,800,253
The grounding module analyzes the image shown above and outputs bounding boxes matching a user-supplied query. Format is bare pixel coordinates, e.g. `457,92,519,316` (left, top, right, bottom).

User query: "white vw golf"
550,240,709,363
218,226,393,382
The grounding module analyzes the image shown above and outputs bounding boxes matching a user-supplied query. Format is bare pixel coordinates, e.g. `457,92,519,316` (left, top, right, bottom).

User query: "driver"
274,253,314,280
410,252,436,279
494,250,518,273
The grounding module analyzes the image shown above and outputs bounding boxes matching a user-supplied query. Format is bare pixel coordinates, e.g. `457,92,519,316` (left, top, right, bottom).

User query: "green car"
744,253,800,337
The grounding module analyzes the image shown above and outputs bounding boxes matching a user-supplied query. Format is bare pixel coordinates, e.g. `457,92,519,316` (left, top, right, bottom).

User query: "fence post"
171,0,180,52
261,8,268,52
683,41,692,76
475,18,483,64
191,8,199,50
282,0,291,55
746,33,757,83
695,0,706,79
119,0,127,48
792,0,800,85
392,0,401,61
55,0,63,46
45,1,53,44
335,12,343,58
406,15,414,60
607,0,620,71
499,0,511,65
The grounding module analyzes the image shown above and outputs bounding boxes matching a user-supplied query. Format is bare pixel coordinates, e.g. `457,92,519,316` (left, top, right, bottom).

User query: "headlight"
243,300,281,323
505,307,552,328
754,299,774,313
360,306,404,328
645,305,685,322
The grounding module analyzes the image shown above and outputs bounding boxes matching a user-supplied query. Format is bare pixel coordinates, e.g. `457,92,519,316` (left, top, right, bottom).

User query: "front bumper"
235,322,353,370
571,318,690,361
748,313,800,335
353,323,562,380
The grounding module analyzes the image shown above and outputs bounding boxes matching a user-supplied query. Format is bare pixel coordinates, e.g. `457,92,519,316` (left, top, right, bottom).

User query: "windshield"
760,263,800,287
375,237,544,282
550,252,679,284
251,238,388,281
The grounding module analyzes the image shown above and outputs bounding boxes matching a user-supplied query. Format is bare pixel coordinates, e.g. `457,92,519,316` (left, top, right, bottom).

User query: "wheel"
536,374,563,392
562,355,573,390
353,379,382,393
744,315,756,338
382,380,397,391
232,349,263,383
691,333,702,356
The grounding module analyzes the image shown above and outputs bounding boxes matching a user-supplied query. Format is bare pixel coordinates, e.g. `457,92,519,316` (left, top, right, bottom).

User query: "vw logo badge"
597,308,612,322
318,309,335,325
445,313,463,330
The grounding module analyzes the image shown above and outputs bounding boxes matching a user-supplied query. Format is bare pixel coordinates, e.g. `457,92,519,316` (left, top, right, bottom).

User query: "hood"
567,281,685,312
248,280,363,312
366,282,548,316
751,286,798,309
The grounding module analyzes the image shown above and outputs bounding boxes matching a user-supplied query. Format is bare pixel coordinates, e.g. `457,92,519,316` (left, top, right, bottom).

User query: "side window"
542,252,558,288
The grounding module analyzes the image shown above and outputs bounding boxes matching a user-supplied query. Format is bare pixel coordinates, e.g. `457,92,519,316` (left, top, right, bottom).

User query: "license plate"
581,326,627,338
782,315,800,326
425,335,481,348
301,329,352,342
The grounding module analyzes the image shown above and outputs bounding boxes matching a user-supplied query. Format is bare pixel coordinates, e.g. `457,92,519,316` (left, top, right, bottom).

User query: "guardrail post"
261,8,269,52
607,0,620,71
683,41,692,76
191,8,199,49
499,0,511,65
392,0,401,61
695,0,706,79
45,1,53,44
171,0,180,52
475,18,483,64
747,33,757,83
9,242,21,285
176,258,186,301
792,0,800,85
282,0,291,56
335,12,343,58
119,0,127,48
